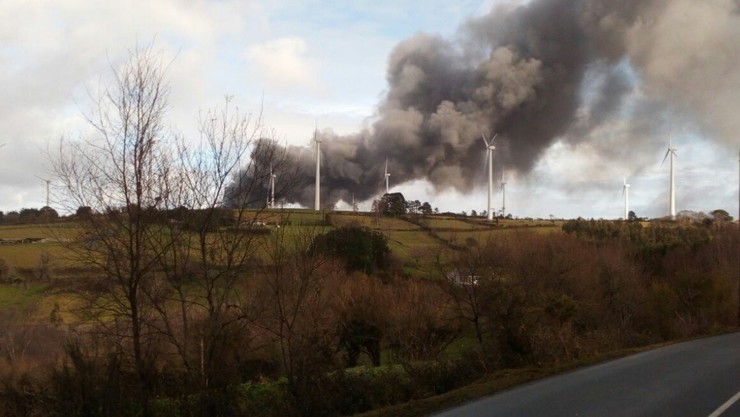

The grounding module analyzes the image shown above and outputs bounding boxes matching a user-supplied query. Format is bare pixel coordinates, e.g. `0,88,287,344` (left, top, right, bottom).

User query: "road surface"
431,332,740,417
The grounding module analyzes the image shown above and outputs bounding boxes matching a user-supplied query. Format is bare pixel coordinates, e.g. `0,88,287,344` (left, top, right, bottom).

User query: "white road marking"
708,390,740,417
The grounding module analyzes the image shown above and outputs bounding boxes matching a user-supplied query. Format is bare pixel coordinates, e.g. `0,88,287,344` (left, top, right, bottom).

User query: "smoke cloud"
234,0,740,209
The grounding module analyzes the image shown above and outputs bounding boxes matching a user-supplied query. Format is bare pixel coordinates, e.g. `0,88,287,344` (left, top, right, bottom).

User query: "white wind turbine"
501,169,507,218
314,126,321,211
481,132,497,221
622,177,630,220
35,175,51,208
384,158,391,194
267,166,276,208
661,137,678,219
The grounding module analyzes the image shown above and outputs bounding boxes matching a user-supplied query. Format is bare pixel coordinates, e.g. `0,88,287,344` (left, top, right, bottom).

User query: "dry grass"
0,223,81,239
0,243,71,269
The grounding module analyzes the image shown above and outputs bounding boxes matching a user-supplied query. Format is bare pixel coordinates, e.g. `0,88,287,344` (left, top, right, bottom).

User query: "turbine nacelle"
661,136,678,166
661,148,677,166
481,133,497,150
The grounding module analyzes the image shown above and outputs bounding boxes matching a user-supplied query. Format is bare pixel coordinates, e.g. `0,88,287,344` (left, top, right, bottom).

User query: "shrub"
310,226,390,274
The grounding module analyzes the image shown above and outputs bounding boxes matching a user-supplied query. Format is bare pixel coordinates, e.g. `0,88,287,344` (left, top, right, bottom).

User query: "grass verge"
354,341,686,417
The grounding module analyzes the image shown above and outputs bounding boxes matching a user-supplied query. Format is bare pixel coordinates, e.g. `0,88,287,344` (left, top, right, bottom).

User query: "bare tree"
52,40,304,388
52,43,299,395
145,99,295,389
438,241,494,357
53,43,175,393
248,224,340,407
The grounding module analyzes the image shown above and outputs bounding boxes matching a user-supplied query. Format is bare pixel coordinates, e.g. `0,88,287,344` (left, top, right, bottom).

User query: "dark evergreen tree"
310,226,390,274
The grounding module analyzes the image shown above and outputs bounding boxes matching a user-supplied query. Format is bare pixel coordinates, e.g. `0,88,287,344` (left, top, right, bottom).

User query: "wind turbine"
35,175,51,208
623,177,630,220
501,169,507,218
661,137,677,219
267,166,276,208
481,132,497,221
314,125,321,211
384,158,391,194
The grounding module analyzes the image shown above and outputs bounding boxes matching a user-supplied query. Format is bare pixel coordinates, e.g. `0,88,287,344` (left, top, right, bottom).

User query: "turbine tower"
35,175,51,208
501,170,507,218
661,137,678,219
481,133,497,221
384,158,391,194
623,177,630,220
314,126,321,211
267,167,276,208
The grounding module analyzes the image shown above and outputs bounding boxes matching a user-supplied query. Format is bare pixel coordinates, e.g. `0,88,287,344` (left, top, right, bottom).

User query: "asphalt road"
431,332,740,417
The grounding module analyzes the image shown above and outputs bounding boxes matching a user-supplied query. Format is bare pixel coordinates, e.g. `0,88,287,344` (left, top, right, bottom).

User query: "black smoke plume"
229,0,740,209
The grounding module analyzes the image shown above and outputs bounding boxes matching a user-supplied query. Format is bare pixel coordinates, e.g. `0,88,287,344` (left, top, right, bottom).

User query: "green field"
0,283,46,309
0,214,562,325
331,213,422,231
0,243,71,269
0,215,563,276
418,217,482,230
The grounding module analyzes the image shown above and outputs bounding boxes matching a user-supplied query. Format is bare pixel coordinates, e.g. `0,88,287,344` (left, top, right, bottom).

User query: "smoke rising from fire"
234,0,740,209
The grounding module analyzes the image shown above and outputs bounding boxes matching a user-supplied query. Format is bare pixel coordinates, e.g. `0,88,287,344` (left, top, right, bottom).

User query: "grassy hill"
0,212,737,417
0,211,556,327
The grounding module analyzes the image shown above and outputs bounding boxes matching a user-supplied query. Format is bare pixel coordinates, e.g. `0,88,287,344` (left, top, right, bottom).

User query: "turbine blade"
661,149,670,166
491,133,498,144
481,134,489,148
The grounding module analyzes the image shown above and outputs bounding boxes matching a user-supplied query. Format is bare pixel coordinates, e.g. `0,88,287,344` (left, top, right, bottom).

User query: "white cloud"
246,37,325,95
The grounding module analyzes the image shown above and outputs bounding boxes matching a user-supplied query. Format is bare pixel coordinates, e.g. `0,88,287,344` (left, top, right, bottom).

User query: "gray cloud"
259,0,740,210
5,0,738,216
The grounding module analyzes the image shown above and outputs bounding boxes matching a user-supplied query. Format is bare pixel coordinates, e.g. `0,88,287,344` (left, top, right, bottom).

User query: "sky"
1,0,738,220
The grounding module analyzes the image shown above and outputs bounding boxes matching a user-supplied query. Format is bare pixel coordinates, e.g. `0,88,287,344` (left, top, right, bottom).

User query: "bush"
330,367,414,414
310,226,390,274
403,354,485,397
